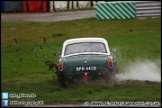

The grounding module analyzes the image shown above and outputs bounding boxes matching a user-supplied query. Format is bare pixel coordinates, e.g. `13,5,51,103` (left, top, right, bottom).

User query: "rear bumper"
61,71,112,80
72,71,112,84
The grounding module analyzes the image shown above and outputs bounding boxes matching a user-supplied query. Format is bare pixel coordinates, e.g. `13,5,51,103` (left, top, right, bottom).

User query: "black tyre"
58,76,73,88
106,72,116,87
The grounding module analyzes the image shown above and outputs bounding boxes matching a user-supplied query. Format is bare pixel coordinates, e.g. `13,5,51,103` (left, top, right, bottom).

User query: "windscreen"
64,42,107,56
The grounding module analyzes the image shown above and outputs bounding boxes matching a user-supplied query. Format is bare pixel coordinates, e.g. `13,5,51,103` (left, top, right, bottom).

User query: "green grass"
1,18,161,105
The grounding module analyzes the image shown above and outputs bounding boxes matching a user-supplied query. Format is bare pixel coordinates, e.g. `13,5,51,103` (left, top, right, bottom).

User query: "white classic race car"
54,38,118,87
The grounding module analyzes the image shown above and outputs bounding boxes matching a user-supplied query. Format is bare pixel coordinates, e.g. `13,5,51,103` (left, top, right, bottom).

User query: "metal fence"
135,1,161,19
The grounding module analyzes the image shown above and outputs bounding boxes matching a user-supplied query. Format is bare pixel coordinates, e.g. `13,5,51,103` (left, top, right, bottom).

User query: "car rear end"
57,38,117,86
57,54,116,83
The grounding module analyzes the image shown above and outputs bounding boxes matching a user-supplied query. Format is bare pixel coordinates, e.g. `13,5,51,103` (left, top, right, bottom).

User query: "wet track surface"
1,10,96,22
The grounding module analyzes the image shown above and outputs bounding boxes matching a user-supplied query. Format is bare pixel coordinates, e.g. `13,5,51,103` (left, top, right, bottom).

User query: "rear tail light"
84,72,88,76
83,72,88,79
59,60,63,71
108,57,113,68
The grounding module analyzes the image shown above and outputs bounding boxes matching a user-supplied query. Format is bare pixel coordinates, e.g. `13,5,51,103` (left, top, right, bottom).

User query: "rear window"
64,42,107,56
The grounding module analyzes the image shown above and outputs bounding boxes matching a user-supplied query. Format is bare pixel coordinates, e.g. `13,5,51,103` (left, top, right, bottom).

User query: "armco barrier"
96,1,136,20
135,1,161,19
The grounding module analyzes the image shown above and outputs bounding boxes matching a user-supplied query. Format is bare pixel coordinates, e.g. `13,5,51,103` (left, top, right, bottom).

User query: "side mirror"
53,51,61,56
111,48,117,53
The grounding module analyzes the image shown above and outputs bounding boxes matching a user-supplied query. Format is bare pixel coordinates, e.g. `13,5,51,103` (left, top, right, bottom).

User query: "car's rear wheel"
109,63,118,85
106,71,116,87
58,76,73,88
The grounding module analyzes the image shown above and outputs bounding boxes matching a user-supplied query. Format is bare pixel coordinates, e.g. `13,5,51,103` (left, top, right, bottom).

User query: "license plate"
76,66,97,71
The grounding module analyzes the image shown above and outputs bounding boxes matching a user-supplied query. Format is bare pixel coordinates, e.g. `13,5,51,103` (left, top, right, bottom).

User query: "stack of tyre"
1,1,48,12
1,1,104,13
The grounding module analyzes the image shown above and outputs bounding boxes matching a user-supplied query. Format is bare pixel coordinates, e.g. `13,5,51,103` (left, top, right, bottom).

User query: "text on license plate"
76,66,97,71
